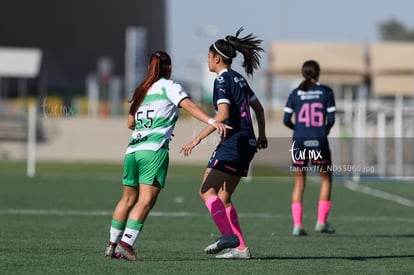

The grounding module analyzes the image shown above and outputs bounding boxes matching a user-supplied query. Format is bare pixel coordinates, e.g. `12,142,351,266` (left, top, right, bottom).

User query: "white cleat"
216,247,251,259
204,234,240,254
315,222,335,234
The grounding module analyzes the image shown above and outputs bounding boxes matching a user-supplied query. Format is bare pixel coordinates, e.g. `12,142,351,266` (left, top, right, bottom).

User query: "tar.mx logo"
289,140,323,162
41,97,74,118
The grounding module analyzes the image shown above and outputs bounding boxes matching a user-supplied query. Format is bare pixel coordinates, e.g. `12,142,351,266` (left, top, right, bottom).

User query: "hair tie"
213,42,230,60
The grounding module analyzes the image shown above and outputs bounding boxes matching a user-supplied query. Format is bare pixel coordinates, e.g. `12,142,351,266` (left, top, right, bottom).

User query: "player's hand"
211,121,232,138
180,138,201,157
257,136,268,150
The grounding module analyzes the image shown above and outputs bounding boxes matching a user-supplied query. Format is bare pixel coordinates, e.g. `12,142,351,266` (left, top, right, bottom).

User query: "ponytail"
209,27,263,76
298,60,320,91
129,51,171,114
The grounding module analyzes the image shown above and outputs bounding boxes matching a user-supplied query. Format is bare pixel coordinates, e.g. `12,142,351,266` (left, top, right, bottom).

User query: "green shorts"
122,148,169,188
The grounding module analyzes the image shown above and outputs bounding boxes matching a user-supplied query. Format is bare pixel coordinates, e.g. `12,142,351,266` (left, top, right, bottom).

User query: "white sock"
121,228,141,246
109,227,124,244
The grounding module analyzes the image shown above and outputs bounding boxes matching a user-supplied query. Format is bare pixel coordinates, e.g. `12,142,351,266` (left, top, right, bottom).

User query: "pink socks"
226,205,245,250
317,200,331,225
292,201,332,227
291,202,303,228
205,195,233,236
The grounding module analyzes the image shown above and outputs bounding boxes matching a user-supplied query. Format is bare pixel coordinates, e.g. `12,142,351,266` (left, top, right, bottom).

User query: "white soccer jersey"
125,78,189,154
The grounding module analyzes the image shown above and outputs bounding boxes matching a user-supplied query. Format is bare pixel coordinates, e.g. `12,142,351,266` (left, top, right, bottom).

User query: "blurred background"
0,0,413,179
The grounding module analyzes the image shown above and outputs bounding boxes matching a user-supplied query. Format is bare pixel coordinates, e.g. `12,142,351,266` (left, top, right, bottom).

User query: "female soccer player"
283,60,336,236
180,28,268,259
104,51,230,261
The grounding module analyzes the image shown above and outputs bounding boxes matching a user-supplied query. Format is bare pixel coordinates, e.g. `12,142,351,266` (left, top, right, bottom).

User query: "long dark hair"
298,60,320,91
209,27,263,76
129,51,172,114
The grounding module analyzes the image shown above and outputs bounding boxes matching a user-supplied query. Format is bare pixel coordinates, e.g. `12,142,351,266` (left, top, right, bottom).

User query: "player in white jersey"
105,51,231,261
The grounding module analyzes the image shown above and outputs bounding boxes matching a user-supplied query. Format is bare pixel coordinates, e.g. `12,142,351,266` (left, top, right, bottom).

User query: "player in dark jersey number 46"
283,60,336,236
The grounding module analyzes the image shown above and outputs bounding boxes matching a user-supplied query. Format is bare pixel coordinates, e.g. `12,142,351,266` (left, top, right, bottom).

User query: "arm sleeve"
166,81,190,107
215,78,231,106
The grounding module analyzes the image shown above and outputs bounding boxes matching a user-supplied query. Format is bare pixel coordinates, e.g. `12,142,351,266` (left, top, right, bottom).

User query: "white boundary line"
344,181,414,207
0,209,275,218
1,208,414,222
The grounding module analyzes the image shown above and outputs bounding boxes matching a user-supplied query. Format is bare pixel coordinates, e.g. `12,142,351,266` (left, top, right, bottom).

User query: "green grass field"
1,161,413,274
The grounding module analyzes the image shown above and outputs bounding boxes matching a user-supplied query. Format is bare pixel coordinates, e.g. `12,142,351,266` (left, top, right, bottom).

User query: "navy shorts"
207,133,257,177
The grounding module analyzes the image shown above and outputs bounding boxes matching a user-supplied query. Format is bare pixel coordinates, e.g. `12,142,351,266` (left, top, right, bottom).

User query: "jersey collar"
218,69,228,76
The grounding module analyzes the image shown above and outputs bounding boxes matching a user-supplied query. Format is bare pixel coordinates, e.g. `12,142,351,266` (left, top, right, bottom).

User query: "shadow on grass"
121,254,414,262
254,254,414,261
370,234,414,238
334,234,414,238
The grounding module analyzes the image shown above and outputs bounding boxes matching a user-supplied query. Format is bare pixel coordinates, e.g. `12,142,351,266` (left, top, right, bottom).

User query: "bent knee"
120,195,138,208
136,200,156,212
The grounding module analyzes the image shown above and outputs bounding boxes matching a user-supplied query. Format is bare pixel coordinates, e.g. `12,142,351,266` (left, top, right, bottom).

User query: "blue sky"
167,0,413,82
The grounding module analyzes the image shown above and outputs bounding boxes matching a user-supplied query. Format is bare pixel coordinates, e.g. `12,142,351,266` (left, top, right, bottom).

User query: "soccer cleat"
292,226,307,236
315,222,335,234
204,234,240,254
114,241,140,261
104,242,117,258
215,247,251,259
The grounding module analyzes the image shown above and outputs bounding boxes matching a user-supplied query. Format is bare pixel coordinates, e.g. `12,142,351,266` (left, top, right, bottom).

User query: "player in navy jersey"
180,28,268,259
283,60,336,236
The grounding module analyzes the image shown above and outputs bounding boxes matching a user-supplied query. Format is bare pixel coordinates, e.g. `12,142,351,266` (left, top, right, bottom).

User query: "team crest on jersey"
216,75,225,83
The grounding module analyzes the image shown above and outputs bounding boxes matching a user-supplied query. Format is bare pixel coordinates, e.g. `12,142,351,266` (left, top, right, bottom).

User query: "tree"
378,19,414,41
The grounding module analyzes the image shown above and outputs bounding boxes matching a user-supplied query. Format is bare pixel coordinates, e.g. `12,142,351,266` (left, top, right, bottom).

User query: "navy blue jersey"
208,69,258,176
213,69,256,137
284,83,336,140
283,83,336,167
